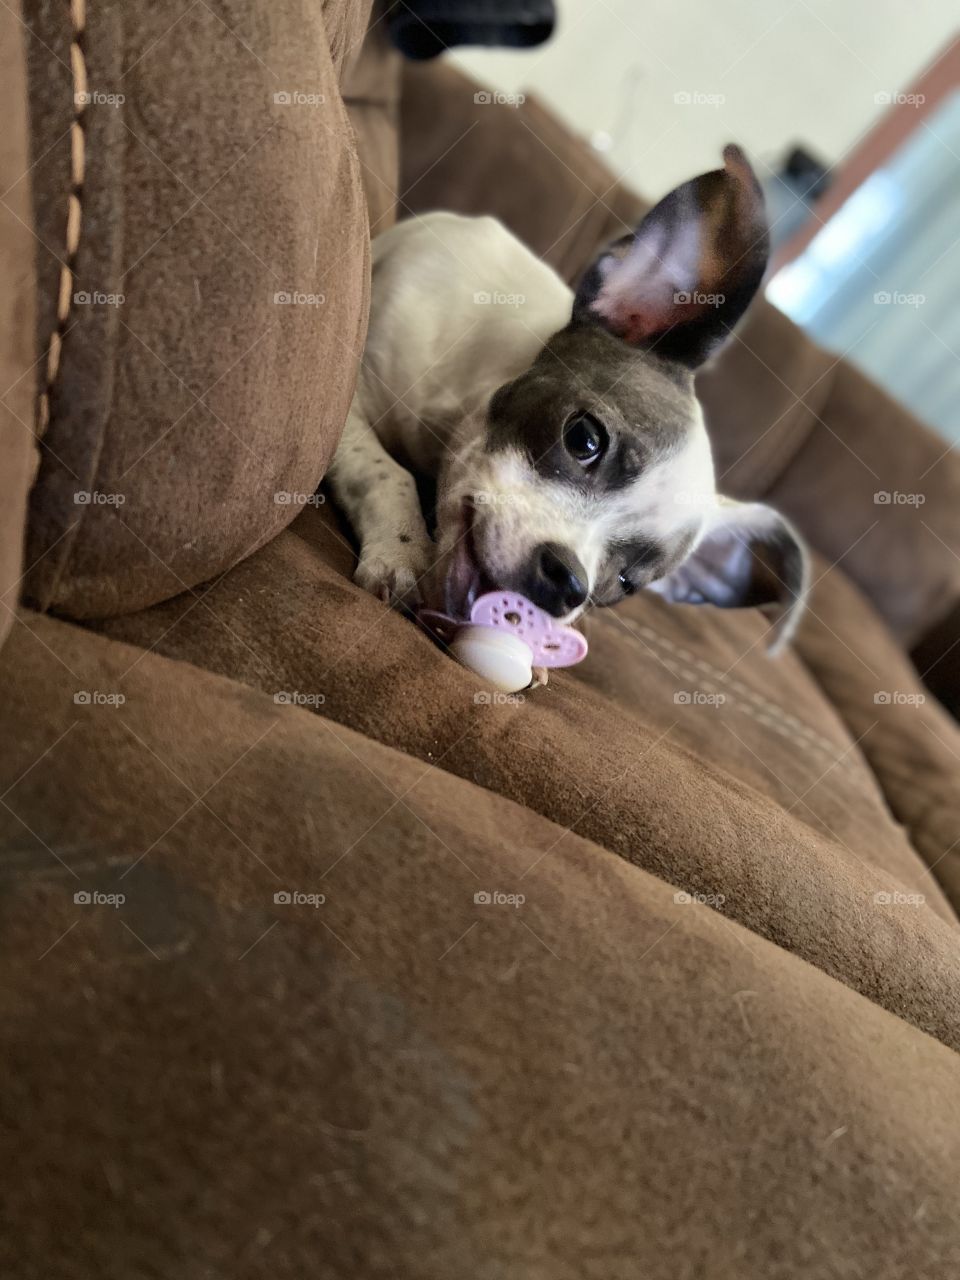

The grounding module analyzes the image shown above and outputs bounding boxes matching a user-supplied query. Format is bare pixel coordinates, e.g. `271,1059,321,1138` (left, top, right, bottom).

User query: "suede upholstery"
3,5,960,1276
20,0,371,620
3,609,960,1278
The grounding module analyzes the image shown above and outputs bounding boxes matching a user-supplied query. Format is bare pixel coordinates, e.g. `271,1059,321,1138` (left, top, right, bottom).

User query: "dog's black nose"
524,543,589,616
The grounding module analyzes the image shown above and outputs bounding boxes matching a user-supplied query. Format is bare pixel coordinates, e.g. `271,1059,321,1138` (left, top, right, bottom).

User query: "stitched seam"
627,619,865,774
36,0,87,438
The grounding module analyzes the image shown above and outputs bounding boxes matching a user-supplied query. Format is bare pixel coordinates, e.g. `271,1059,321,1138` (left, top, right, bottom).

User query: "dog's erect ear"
573,145,768,368
647,500,808,652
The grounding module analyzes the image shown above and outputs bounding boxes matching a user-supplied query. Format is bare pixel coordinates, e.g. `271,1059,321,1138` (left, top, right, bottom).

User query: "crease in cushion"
0,3,39,652
4,612,960,1276
93,504,960,1041
22,0,371,620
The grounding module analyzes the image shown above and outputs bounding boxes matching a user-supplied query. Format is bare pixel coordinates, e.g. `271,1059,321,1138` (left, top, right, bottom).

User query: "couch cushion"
343,4,403,232
94,502,960,1041
20,0,370,620
700,304,960,649
2,611,960,1277
399,59,648,282
0,4,39,653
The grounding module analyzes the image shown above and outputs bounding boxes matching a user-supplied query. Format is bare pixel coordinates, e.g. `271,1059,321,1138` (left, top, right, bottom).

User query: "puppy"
329,145,808,650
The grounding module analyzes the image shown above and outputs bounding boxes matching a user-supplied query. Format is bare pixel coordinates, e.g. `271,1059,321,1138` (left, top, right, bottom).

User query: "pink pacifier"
418,592,588,692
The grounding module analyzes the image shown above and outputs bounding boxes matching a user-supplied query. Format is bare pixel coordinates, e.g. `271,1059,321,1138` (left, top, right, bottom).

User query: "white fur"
328,211,805,643
330,213,716,612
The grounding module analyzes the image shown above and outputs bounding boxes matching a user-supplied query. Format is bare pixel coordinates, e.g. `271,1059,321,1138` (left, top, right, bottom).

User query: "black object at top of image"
387,0,556,59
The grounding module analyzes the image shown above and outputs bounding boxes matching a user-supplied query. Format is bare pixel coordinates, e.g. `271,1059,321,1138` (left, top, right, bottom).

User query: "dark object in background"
912,602,960,722
762,144,832,253
387,0,555,59
780,144,832,201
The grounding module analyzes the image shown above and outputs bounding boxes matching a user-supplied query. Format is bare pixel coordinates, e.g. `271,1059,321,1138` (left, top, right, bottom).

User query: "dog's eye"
563,412,607,465
618,571,635,595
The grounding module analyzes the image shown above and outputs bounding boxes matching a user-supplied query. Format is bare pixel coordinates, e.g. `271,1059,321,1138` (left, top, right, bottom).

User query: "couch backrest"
16,0,373,622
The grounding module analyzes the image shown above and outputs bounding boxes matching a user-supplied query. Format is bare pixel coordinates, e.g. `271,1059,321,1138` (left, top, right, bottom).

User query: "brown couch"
3,3,960,1276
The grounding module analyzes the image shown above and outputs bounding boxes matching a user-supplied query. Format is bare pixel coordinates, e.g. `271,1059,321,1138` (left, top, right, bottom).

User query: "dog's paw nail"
355,551,428,609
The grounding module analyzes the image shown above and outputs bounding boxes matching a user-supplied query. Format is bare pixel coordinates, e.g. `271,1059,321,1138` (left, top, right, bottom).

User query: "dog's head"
436,145,808,651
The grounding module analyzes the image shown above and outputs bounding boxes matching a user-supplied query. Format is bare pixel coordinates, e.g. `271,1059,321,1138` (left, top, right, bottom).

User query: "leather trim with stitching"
36,0,86,440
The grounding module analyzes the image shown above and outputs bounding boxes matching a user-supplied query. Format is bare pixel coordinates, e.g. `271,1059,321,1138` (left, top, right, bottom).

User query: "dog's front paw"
355,542,431,609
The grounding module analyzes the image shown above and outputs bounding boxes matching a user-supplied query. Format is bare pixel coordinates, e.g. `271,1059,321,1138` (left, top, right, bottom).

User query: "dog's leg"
328,402,432,606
